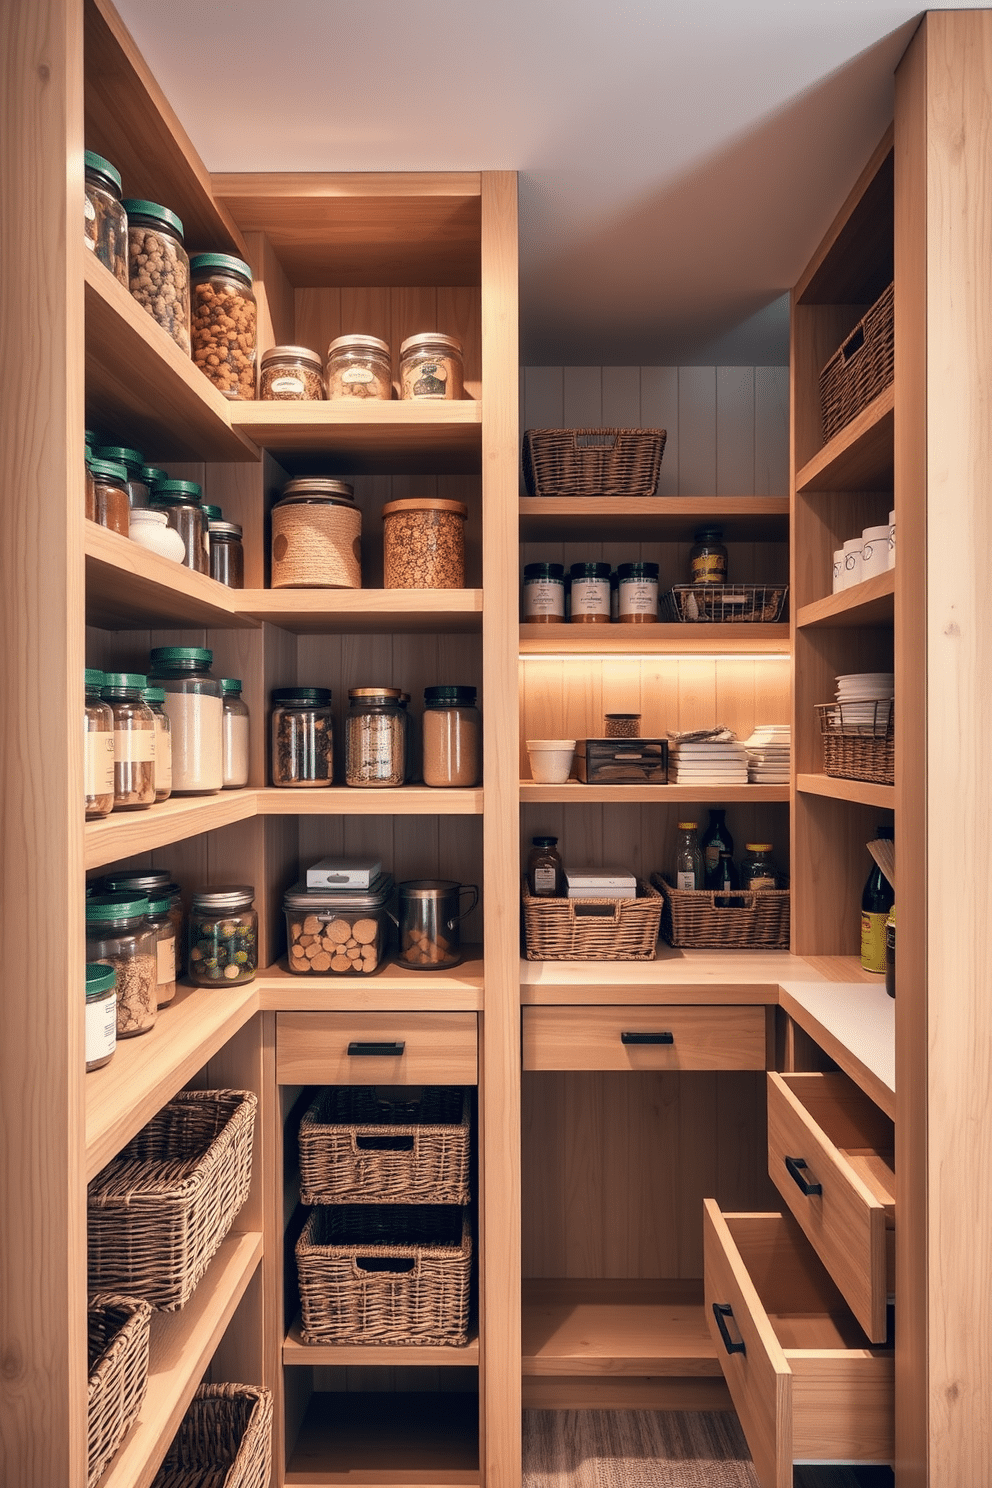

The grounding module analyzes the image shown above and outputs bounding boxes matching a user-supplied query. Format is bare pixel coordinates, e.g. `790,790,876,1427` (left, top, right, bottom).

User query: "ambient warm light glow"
518,653,792,664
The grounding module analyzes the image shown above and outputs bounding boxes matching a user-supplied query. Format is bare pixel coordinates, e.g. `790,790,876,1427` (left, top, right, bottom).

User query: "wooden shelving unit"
519,622,790,655
518,495,790,542
85,521,251,630
796,568,894,630
521,1279,720,1377
794,385,894,494
253,786,484,816
85,790,257,870
255,952,484,1012
236,588,483,635
519,782,789,804
796,772,895,810
229,400,482,474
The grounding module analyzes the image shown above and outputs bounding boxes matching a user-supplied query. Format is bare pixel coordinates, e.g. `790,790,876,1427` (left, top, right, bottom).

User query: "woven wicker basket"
88,1090,258,1312
296,1205,472,1346
523,428,666,497
819,283,894,443
87,1293,153,1487
522,878,662,961
150,1383,273,1488
299,1087,471,1206
652,875,790,951
817,701,894,786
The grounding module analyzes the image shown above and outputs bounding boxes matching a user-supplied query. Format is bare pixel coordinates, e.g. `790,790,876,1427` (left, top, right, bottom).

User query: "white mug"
861,524,891,581
888,509,896,569
841,537,863,590
832,548,844,593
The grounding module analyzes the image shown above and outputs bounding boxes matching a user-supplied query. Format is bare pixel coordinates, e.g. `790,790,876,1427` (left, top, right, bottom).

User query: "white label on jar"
570,577,610,614
342,367,375,384
154,717,172,792
619,580,658,616
523,579,565,618
677,871,697,890
157,935,176,985
85,732,116,796
85,993,117,1063
533,866,557,893
84,195,96,220
115,729,155,763
271,375,305,394
162,691,223,792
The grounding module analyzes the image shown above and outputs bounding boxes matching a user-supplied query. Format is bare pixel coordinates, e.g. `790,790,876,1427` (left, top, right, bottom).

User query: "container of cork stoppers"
270,478,361,589
382,498,467,588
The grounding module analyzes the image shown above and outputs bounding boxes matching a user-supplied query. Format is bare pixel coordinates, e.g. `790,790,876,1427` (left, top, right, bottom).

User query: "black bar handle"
785,1155,822,1196
712,1302,746,1356
347,1041,405,1057
621,1031,674,1045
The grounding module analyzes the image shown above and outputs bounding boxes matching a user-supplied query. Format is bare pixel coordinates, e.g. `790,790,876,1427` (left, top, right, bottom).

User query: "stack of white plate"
744,725,791,784
834,672,893,726
669,737,749,785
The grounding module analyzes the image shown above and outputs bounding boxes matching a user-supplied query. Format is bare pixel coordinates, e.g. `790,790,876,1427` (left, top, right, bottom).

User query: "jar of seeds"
382,498,467,588
88,459,130,536
85,669,115,819
86,894,157,1038
84,152,128,285
399,332,463,400
189,254,258,399
101,673,156,810
122,200,191,353
188,885,258,985
345,687,407,787
271,687,334,787
259,345,325,400
326,335,392,400
146,893,177,1006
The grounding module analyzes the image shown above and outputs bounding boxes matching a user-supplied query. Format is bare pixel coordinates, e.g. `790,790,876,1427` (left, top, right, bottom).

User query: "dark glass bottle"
860,826,895,974
701,809,734,888
713,852,739,907
528,836,563,897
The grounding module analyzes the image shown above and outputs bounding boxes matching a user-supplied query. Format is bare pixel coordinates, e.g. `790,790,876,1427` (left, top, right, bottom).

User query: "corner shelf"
283,1315,479,1367
253,786,483,816
228,401,482,474
521,1278,720,1377
519,623,790,656
795,384,894,494
85,792,257,871
796,569,894,630
85,522,251,631
255,951,484,1012
796,772,895,809
518,495,790,543
236,588,483,635
519,782,789,804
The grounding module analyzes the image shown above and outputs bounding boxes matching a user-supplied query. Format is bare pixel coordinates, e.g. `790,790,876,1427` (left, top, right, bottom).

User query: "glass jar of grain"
85,894,157,1038
345,687,407,788
259,345,325,401
101,673,156,810
422,685,480,788
326,335,392,400
382,498,467,589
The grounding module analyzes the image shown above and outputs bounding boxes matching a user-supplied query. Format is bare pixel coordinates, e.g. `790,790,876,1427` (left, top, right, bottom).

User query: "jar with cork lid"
382,498,467,589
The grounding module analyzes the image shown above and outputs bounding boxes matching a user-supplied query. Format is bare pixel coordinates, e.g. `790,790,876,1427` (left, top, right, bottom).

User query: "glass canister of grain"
345,687,407,788
209,520,245,588
422,685,480,788
122,199,191,353
523,562,566,623
85,894,157,1038
271,688,334,787
221,678,250,789
145,893,177,1007
326,335,392,400
399,333,464,400
141,687,173,803
690,527,728,585
85,962,117,1071
271,479,362,589
188,885,258,985
85,669,115,819
189,254,258,400
259,345,325,401
148,647,223,795
88,458,130,536
151,480,209,574
101,673,156,810
382,498,467,589
84,151,128,285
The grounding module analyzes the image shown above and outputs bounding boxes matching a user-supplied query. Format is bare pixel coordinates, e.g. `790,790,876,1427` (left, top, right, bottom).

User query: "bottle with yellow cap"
861,827,894,973
740,844,777,891
675,822,704,890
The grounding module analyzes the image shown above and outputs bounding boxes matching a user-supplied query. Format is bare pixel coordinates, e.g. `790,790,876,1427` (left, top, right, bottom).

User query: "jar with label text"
617,561,659,623
345,687,407,788
84,151,128,285
104,870,183,976
94,444,148,509
326,335,392,401
86,895,157,1039
740,844,777,891
399,333,463,401
146,894,177,1007
568,561,612,623
690,527,728,585
527,836,563,897
85,669,115,819
101,673,156,810
221,678,250,789
523,562,565,622
122,199,190,353
89,459,130,536
209,521,244,588
141,687,173,803
422,685,480,788
188,885,258,985
148,647,223,795
271,688,334,787
260,345,325,401
85,963,117,1071
151,480,209,573
189,254,257,399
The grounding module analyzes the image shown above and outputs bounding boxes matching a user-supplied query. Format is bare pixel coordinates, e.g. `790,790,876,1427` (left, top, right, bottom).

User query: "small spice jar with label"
189,253,257,399
617,560,659,623
568,561,611,623
188,885,258,985
221,678,250,789
209,520,245,587
345,687,407,788
84,151,128,285
271,479,361,589
88,458,130,536
523,562,566,623
422,685,481,788
101,673,156,810
141,687,173,803
382,498,467,588
86,894,157,1038
85,963,117,1071
145,893,177,1006
94,445,148,509
122,199,191,353
259,345,325,401
399,333,464,400
151,480,209,573
690,528,728,585
85,668,115,819
740,844,777,891
271,688,334,787
326,335,392,400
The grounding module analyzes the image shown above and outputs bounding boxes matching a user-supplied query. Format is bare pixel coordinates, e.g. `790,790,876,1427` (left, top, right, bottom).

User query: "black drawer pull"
712,1302,746,1356
347,1041,405,1057
785,1155,822,1196
621,1031,674,1045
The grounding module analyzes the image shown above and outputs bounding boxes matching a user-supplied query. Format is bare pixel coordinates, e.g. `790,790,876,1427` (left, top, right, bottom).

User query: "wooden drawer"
276,1013,477,1085
767,1071,895,1343
522,1005,767,1071
703,1201,893,1488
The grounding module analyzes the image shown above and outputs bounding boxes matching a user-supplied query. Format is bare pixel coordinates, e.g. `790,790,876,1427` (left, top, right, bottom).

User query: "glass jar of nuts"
122,199,190,353
189,254,258,400
188,885,258,985
326,335,392,401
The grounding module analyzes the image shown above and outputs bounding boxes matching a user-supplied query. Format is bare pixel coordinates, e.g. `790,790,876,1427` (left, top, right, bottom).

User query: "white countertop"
778,979,895,1117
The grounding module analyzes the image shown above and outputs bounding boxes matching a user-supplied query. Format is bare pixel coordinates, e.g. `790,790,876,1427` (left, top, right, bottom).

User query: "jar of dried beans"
84,151,128,285
271,479,361,589
122,199,191,353
422,685,481,788
399,333,463,400
345,687,407,788
188,885,258,985
382,498,467,589
101,673,156,810
189,253,258,400
85,894,158,1039
147,646,223,795
271,687,334,787
88,458,130,536
85,669,115,820
326,335,392,401
259,344,325,401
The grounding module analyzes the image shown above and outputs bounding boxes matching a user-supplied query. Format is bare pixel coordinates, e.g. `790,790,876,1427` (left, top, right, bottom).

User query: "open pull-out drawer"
703,1201,893,1488
767,1071,895,1343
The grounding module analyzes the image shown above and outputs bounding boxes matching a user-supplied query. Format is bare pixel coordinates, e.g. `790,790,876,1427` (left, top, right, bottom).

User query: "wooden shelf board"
779,979,895,1118
228,401,482,474
519,623,791,656
256,950,484,1011
519,782,790,804
253,786,483,816
519,949,812,1003
85,791,257,871
95,1231,263,1488
84,254,258,463
795,385,894,494
796,569,895,630
236,588,483,635
796,772,895,809
85,522,252,631
85,983,258,1180
283,1315,479,1366
285,1392,479,1487
518,495,790,542
522,1279,721,1377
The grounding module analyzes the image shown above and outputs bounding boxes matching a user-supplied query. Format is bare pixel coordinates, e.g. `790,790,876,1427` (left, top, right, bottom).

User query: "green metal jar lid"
85,428,100,447
220,678,243,693
145,894,174,915
150,646,212,665
189,252,253,282
121,199,185,238
142,687,166,703
142,465,169,486
201,504,222,521
88,458,129,484
85,668,105,688
86,892,151,922
84,151,122,192
424,685,477,706
94,444,143,472
272,687,331,705
153,479,202,501
102,672,148,692
85,962,117,997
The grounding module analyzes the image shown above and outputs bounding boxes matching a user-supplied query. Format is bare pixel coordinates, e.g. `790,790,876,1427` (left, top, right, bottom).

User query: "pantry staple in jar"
604,713,641,738
221,678,250,788
271,479,361,589
128,507,187,562
145,894,177,1007
422,685,480,788
148,646,223,794
122,199,190,353
523,562,566,622
188,885,257,985
85,962,117,1071
189,254,257,399
84,152,128,285
283,874,394,976
259,345,325,401
617,561,659,622
345,687,406,787
94,444,148,509
382,498,467,589
85,669,116,819
88,458,130,536
399,332,463,400
326,334,392,401
151,480,209,573
86,894,157,1038
141,687,173,802
690,527,728,585
101,674,156,809
568,561,611,623
209,520,244,587
271,688,333,787
104,869,183,975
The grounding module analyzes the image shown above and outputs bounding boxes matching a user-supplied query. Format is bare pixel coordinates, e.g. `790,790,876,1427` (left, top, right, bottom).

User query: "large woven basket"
817,701,894,786
523,428,666,497
652,875,790,951
819,283,894,443
522,878,662,961
296,1205,472,1346
88,1090,257,1312
87,1293,153,1487
299,1086,471,1206
150,1383,273,1488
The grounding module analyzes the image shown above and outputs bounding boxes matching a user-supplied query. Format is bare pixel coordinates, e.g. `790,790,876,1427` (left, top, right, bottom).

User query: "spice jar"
101,673,156,810
94,444,148,509
221,678,250,789
271,688,334,787
146,893,177,1007
122,199,191,353
188,885,258,985
604,713,641,738
568,561,611,623
527,836,563,897
209,521,245,588
139,687,173,803
523,562,566,623
740,844,777,891
104,869,183,976
151,480,209,574
142,464,169,494
128,507,187,562
259,345,325,401
382,498,467,589
399,333,464,400
617,561,659,623
148,647,223,795
690,527,728,585
271,479,361,589
84,152,128,285
345,687,407,788
189,254,257,400
85,668,115,820
85,962,117,1071
326,335,392,401
422,685,480,788
88,458,130,536
86,894,158,1038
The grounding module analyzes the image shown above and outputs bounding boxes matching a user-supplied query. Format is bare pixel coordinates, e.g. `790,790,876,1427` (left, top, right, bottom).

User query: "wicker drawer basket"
652,875,790,951
87,1293,153,1488
819,283,894,443
150,1383,273,1488
88,1089,257,1312
817,701,894,786
298,1086,471,1206
296,1205,472,1346
522,879,662,961
523,427,666,497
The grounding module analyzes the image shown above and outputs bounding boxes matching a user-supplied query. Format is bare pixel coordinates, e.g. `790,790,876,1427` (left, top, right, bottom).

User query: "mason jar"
259,345,325,401
399,332,463,400
94,444,148,509
85,893,157,1038
189,253,258,400
88,458,130,536
151,479,209,573
85,962,117,1072
145,893,178,1006
142,687,173,802
85,668,115,819
188,885,258,985
326,335,392,401
271,688,333,787
209,521,245,588
221,678,250,788
422,685,481,788
104,869,183,976
122,199,191,353
345,687,407,788
84,151,128,284
148,646,223,795
101,673,156,809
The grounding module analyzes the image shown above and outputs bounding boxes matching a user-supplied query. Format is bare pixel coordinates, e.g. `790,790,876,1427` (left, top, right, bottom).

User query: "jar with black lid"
568,561,612,623
88,458,130,536
422,685,480,788
617,560,659,623
209,520,244,588
94,444,148,509
85,668,115,819
86,894,157,1038
690,528,728,585
152,479,209,573
189,253,257,400
345,687,407,788
84,151,128,285
271,688,334,787
188,885,258,985
260,345,325,401
523,562,565,623
85,963,117,1071
122,199,190,352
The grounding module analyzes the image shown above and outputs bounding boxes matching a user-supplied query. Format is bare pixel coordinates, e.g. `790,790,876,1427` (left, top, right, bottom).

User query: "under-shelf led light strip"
518,653,791,663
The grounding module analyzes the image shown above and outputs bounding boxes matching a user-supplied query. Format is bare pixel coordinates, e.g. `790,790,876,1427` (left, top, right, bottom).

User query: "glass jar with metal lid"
104,868,183,974
209,520,244,588
271,479,361,589
739,844,778,891
101,673,156,809
189,253,257,400
399,333,464,401
523,562,566,622
88,458,130,536
259,345,325,401
326,335,392,401
122,199,190,352
85,669,115,819
94,444,148,509
151,479,209,573
220,678,250,789
617,560,659,623
568,561,611,623
141,687,172,802
271,687,334,787
148,646,223,795
85,962,117,1071
145,893,178,1006
345,687,407,788
422,685,480,788
188,885,258,985
86,894,157,1038
84,151,128,284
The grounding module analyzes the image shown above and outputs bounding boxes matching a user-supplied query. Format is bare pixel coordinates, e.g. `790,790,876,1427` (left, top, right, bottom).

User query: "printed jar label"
155,722,172,792
570,577,610,615
341,367,375,384
524,579,565,618
270,375,305,394
618,580,658,616
690,554,726,583
747,874,776,891
861,911,888,973
533,866,557,893
115,729,155,763
157,935,176,986
85,993,117,1063
413,363,447,398
677,871,697,891
85,732,116,796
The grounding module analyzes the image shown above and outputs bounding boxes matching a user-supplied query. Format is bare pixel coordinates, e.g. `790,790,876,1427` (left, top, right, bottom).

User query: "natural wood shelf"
84,253,258,463
254,786,483,816
522,1279,721,1376
796,568,895,629
518,495,790,542
779,979,895,1118
519,782,789,803
85,522,252,631
796,772,895,809
519,623,791,655
795,384,894,494
284,1315,480,1366
256,949,484,1011
95,1232,263,1488
85,791,257,871
236,588,483,635
228,401,482,474
519,950,799,1004
85,983,258,1180
286,1391,479,1488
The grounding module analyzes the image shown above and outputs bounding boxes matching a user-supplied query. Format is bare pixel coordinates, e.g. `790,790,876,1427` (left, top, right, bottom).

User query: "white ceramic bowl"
526,739,576,784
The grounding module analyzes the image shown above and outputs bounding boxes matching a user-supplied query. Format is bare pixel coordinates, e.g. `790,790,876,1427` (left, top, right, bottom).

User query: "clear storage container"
122,199,190,353
88,458,130,536
86,894,157,1038
271,688,333,787
85,668,115,819
151,479,209,573
189,253,257,400
141,687,172,802
101,673,156,809
85,962,117,1071
422,685,480,788
399,332,463,400
148,646,223,795
188,885,258,985
94,444,148,509
146,893,177,1006
84,151,127,285
345,687,406,787
209,520,245,587
283,874,394,975
326,334,392,401
221,678,250,788
382,498,466,589
104,869,183,975
259,345,325,400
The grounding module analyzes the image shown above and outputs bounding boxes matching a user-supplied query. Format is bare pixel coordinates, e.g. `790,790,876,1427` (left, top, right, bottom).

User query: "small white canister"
841,537,864,590
861,524,891,581
832,548,845,593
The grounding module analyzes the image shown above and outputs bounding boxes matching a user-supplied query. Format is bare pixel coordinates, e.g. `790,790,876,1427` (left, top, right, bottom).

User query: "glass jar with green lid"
142,464,169,493
88,458,130,536
151,479,209,573
148,647,223,795
220,678,250,788
85,963,117,1071
101,673,156,809
85,894,157,1038
189,253,257,399
85,668,115,819
104,869,183,974
145,894,178,1006
122,199,190,351
84,151,127,284
94,444,148,509
345,687,407,788
271,688,334,786
188,885,258,985
141,687,172,802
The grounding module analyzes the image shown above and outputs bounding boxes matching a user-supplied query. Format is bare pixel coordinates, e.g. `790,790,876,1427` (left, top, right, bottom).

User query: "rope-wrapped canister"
271,478,361,589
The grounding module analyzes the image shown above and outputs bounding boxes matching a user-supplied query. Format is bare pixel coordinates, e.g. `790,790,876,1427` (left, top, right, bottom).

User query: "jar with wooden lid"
271,479,361,589
382,498,467,589
147,646,223,795
345,687,407,788
85,894,157,1038
568,561,611,623
85,669,115,819
617,561,659,622
209,520,244,587
101,673,156,810
88,458,130,536
271,688,334,786
259,345,325,401
84,151,127,285
326,335,392,400
85,963,117,1071
399,333,463,400
122,199,190,352
145,893,177,1007
188,885,258,985
151,479,209,573
94,444,148,508
141,687,173,802
189,253,257,399
422,685,480,788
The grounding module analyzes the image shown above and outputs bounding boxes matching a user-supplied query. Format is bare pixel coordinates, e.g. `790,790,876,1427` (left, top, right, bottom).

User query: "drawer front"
277,1012,477,1085
523,1005,767,1071
767,1072,893,1343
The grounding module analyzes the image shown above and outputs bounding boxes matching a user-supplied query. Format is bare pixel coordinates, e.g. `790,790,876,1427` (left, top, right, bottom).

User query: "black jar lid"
569,561,612,579
693,527,724,542
121,199,185,238
524,562,565,579
532,836,559,847
617,561,660,579
84,151,122,192
272,687,332,706
424,685,477,706
86,892,150,923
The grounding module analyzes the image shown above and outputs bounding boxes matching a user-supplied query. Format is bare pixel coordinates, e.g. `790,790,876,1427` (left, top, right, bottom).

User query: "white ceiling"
114,1,975,365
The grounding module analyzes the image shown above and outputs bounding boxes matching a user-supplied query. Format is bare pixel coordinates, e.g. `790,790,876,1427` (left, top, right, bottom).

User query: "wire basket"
819,282,895,443
87,1294,153,1487
150,1384,273,1488
816,701,894,785
522,878,662,961
664,584,788,623
652,875,790,951
523,428,666,497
